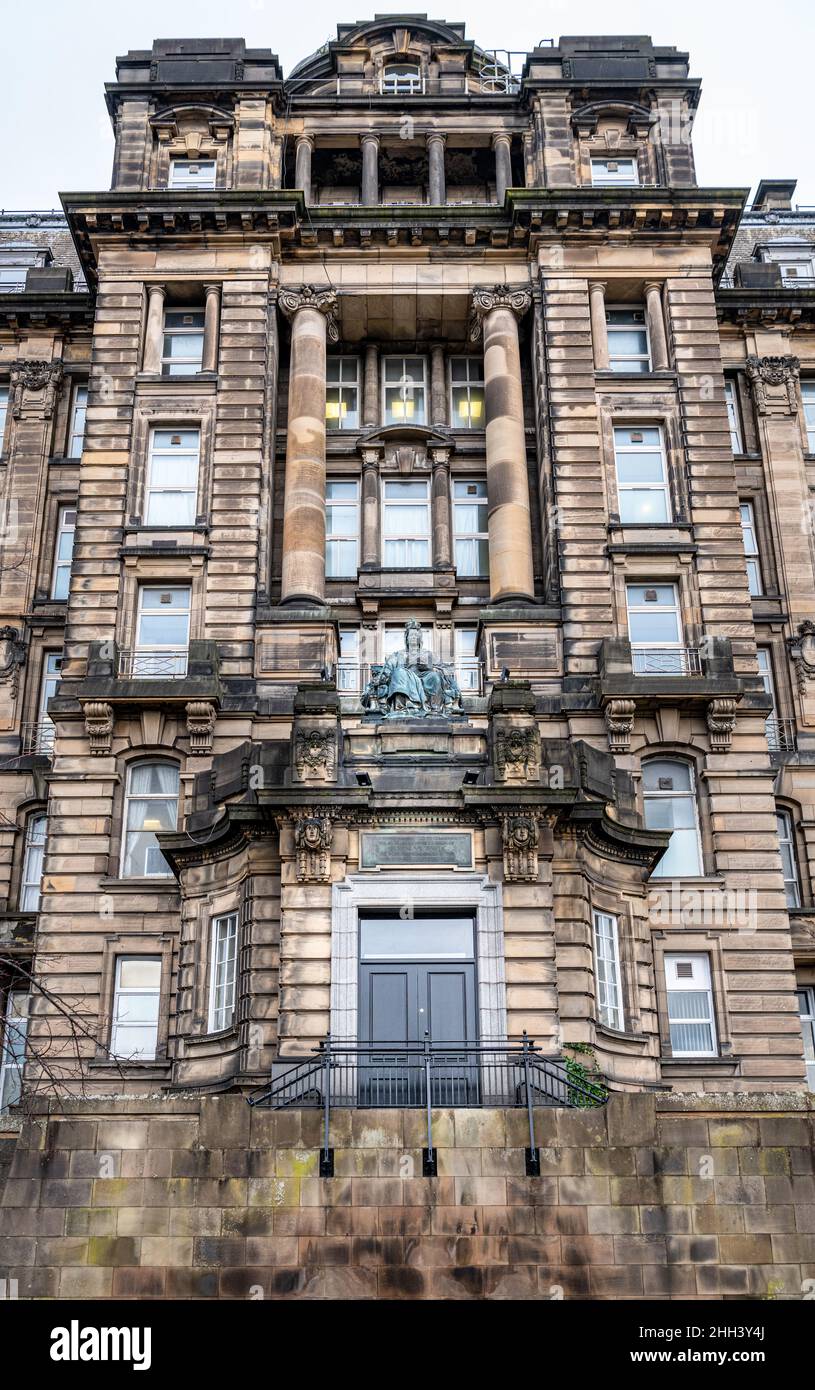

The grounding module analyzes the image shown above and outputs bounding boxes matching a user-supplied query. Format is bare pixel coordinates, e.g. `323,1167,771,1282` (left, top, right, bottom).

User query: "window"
382,479,430,566
121,763,179,878
326,480,360,577
37,652,62,754
450,358,485,427
51,505,76,600
68,384,87,458
739,501,762,596
0,990,29,1113
161,309,205,376
383,356,427,425
664,954,717,1057
110,957,161,1060
593,910,624,1030
802,383,815,454
606,308,650,372
591,157,639,187
777,809,801,909
798,987,815,1092
453,480,489,576
20,813,47,911
381,64,422,95
757,647,784,751
626,583,687,673
133,585,191,677
455,626,480,693
0,386,8,452
337,626,360,693
0,267,27,292
145,429,200,527
724,380,743,454
614,427,670,524
168,159,216,190
643,760,703,878
209,913,238,1032
326,357,360,429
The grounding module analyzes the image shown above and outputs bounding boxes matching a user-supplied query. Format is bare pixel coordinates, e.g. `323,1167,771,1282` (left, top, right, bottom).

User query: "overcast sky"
1,0,812,208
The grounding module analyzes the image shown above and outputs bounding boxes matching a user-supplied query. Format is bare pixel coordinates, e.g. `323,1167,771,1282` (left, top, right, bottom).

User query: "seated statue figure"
361,619,462,718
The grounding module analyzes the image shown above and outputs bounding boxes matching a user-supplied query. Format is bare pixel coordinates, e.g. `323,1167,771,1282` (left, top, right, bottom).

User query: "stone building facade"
1,22,814,1299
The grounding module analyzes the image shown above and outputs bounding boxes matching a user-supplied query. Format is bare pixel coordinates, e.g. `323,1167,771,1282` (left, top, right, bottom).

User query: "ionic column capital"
468,285,532,342
425,131,447,147
360,132,380,148
295,133,315,149
491,132,512,150
279,284,339,342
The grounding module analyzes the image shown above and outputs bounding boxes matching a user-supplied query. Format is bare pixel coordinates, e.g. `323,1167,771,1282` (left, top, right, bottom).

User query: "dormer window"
168,159,216,190
591,157,639,187
381,64,423,95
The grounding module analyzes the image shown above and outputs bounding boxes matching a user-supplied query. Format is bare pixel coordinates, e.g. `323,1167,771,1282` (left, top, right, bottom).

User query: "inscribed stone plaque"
360,831,473,870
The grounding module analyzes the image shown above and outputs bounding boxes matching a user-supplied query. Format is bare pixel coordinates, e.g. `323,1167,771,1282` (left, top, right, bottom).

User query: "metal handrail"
632,646,702,675
766,716,797,753
20,720,55,756
116,647,188,679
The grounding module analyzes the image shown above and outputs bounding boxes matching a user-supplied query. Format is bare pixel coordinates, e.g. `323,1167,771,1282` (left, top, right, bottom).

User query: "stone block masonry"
1,1094,814,1300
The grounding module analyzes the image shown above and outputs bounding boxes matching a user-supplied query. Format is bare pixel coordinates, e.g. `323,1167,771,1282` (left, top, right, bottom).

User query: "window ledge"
660,1055,740,1074
88,1057,172,1073
595,1022,648,1048
98,876,179,892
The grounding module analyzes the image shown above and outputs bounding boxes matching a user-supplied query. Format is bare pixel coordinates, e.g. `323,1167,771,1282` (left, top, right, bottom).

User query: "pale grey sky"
1,0,812,208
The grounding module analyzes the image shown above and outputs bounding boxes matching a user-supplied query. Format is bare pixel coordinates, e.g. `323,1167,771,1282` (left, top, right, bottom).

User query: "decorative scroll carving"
502,813,540,882
468,285,532,342
185,700,216,755
0,626,26,701
786,621,815,695
604,698,636,754
706,698,738,752
745,355,800,416
294,728,337,781
494,726,541,782
9,358,64,418
361,619,462,719
294,814,333,882
278,284,339,342
83,701,114,756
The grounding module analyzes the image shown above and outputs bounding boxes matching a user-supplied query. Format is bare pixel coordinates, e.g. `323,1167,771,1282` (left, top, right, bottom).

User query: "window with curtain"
614,427,670,523
724,380,743,454
382,479,430,566
606,308,650,372
664,954,717,1057
776,809,801,908
739,501,762,595
110,957,161,1060
20,813,47,911
453,480,489,576
209,913,238,1032
326,480,360,576
383,356,427,425
161,309,205,376
326,358,360,429
145,429,200,527
68,384,88,458
121,764,179,878
51,506,76,600
593,910,624,1030
642,759,703,877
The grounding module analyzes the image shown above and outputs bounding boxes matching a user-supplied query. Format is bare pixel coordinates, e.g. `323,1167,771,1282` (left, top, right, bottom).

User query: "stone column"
201,284,221,373
142,284,166,374
469,286,535,602
294,135,314,203
431,448,452,567
492,133,513,205
426,133,446,205
430,345,447,426
644,281,670,371
361,448,381,567
589,281,609,370
360,134,379,206
363,343,379,427
278,285,338,604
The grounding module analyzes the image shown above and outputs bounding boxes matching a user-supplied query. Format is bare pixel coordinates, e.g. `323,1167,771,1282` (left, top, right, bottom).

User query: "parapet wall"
1,1093,813,1300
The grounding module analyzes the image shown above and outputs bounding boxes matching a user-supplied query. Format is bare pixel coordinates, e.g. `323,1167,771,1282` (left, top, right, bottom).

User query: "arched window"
20,813,47,911
642,759,703,878
121,763,179,878
776,808,801,908
381,64,422,95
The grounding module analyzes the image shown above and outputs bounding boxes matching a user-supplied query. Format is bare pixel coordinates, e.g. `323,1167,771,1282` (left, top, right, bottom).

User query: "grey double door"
360,961,477,1047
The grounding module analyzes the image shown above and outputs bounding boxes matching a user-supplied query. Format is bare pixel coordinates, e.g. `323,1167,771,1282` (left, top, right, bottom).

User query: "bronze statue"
361,619,463,718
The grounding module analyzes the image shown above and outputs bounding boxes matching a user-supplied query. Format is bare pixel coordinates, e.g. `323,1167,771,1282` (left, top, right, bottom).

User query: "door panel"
359,958,478,1105
365,969,411,1045
426,967,475,1043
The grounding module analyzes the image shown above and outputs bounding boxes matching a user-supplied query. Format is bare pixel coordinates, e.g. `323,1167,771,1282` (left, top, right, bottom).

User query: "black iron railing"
248,1034,608,1177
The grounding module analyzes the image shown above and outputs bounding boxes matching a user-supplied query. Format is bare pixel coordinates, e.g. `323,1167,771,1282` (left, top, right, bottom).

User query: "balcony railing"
249,1035,608,1176
20,720,55,756
631,646,702,676
766,717,797,753
337,659,484,697
116,648,189,679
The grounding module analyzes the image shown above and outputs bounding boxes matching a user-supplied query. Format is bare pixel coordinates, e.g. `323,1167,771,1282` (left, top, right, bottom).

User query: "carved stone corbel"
9,358,64,418
745,354,800,416
0,626,26,702
502,813,540,882
706,698,738,752
293,813,333,883
185,700,216,755
604,698,636,754
294,728,337,782
493,725,541,783
786,621,815,695
83,701,114,756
